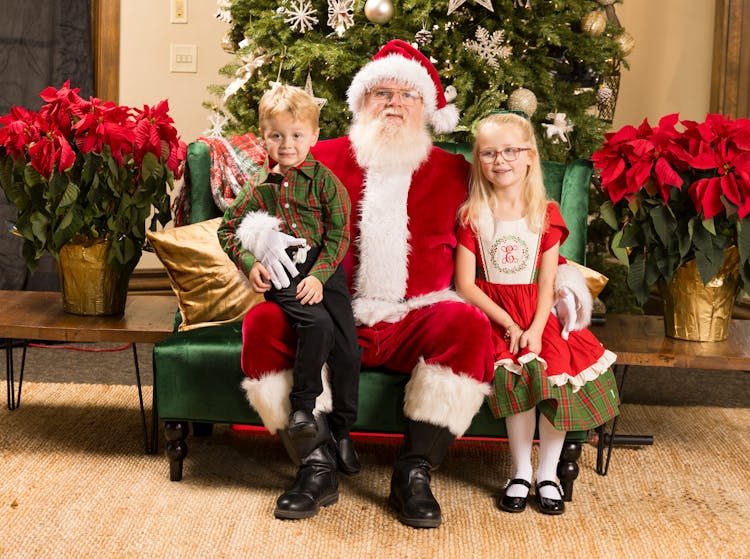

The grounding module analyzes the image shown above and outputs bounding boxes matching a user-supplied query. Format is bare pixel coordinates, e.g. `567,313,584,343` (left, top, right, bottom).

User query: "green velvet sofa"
153,139,594,500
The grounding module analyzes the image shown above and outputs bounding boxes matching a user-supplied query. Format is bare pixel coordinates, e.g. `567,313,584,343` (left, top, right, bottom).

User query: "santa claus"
230,40,531,528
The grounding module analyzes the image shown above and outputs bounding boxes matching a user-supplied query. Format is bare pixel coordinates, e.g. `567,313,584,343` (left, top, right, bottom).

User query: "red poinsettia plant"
592,113,750,305
0,81,186,272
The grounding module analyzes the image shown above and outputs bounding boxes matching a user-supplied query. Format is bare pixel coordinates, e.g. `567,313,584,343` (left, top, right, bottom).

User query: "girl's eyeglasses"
478,147,531,163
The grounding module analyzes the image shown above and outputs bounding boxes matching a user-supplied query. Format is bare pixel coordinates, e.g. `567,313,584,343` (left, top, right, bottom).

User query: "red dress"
457,203,619,430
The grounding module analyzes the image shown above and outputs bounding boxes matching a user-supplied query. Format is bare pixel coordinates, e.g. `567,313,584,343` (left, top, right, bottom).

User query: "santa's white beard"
349,111,432,174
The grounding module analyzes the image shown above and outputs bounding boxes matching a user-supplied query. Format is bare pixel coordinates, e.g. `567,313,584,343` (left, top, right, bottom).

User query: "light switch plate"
170,0,188,23
170,44,197,73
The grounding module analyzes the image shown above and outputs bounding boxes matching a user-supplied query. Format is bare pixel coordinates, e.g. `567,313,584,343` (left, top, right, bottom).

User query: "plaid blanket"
172,133,266,226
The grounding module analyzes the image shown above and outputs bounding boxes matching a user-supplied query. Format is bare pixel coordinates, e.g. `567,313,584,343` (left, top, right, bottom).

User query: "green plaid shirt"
219,152,351,285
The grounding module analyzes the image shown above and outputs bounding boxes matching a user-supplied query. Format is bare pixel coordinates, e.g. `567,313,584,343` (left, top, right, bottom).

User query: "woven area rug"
1,381,748,559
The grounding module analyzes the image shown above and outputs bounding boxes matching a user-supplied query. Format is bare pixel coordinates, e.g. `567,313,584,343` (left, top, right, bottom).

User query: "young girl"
455,111,620,515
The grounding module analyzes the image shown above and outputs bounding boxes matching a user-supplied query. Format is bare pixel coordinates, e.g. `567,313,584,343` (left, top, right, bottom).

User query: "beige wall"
118,0,716,267
614,0,715,129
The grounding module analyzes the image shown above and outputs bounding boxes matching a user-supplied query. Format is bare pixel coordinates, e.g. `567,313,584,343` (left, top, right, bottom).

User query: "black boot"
388,420,455,528
274,414,339,520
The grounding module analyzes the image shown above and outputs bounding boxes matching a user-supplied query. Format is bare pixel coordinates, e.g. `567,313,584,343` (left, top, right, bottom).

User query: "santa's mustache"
379,108,406,120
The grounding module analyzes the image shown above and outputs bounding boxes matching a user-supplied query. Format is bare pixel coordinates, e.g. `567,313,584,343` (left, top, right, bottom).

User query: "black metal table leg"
5,339,27,410
131,343,152,454
596,364,654,475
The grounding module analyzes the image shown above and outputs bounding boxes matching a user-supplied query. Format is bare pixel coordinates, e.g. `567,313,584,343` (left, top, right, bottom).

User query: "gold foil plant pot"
57,239,130,316
659,246,740,342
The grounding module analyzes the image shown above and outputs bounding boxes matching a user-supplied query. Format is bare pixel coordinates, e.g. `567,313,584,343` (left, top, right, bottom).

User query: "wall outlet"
170,0,187,24
170,44,197,73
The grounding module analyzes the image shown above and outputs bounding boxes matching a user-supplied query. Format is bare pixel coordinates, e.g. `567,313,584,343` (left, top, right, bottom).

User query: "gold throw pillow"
568,260,609,299
146,218,263,331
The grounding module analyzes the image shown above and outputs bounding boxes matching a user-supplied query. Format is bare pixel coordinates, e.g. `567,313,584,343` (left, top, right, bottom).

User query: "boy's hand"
296,276,323,305
249,262,272,293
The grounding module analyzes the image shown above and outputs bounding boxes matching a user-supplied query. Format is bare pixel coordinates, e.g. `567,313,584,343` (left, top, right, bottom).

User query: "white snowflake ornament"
464,27,512,69
327,0,354,37
541,112,574,144
283,0,319,34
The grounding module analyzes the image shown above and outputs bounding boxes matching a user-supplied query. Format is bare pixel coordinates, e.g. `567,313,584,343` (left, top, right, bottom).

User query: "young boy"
218,85,361,474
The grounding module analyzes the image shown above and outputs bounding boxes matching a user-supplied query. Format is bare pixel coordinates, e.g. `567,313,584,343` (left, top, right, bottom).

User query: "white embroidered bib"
477,217,541,284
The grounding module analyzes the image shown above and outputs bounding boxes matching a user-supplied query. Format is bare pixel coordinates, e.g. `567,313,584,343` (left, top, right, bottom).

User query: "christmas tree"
211,0,632,163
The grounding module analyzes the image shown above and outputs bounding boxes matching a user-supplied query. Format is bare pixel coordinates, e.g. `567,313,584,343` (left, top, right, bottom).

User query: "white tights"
504,408,566,500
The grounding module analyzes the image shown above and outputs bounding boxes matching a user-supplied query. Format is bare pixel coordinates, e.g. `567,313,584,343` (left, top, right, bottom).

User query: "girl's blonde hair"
258,85,321,131
458,112,549,233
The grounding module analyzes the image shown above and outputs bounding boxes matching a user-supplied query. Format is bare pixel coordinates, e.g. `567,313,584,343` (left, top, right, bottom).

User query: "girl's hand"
296,275,323,305
519,326,542,355
249,262,272,293
504,323,523,354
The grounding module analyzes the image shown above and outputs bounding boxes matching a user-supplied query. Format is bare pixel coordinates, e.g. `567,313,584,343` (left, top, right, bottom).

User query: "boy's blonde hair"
459,112,549,233
258,85,321,131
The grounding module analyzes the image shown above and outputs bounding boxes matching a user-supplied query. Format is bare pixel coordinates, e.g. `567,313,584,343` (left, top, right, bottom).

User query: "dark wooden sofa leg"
165,421,189,481
557,441,582,502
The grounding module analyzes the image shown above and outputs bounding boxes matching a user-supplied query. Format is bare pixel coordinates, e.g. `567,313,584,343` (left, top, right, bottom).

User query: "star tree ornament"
327,0,354,37
464,27,512,70
304,72,328,109
448,0,495,16
513,0,532,8
542,112,574,144
283,0,319,34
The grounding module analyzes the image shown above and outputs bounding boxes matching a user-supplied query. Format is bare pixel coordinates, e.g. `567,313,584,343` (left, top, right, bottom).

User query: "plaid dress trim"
487,359,620,431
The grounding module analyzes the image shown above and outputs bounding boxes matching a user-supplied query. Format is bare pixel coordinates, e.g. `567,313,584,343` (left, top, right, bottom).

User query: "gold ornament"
221,31,238,54
614,31,636,56
364,0,394,24
507,87,538,117
581,10,607,37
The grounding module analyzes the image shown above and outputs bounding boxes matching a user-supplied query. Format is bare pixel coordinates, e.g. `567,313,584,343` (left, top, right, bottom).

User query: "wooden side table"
0,290,177,454
590,314,750,474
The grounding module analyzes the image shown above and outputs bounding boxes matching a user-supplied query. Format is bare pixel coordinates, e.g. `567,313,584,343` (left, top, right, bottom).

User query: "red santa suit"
239,136,496,437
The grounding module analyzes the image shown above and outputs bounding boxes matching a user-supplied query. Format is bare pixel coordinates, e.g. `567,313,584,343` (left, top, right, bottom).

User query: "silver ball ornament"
507,87,538,117
364,0,394,25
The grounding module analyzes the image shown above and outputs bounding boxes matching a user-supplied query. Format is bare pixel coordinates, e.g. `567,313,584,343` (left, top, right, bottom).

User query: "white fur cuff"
403,358,491,437
240,366,333,434
555,263,593,331
236,211,281,257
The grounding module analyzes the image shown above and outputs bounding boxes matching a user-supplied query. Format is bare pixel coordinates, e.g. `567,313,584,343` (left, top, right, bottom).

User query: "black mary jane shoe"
499,478,531,513
535,480,566,515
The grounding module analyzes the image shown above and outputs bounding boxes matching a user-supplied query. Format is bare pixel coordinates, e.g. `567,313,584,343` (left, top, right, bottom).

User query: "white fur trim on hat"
347,40,460,133
347,54,437,118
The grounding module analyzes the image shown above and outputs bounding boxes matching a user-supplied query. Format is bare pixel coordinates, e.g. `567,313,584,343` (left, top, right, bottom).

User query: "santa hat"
346,39,460,134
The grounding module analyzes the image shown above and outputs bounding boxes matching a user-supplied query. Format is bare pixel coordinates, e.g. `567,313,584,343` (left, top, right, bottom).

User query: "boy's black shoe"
288,410,318,437
331,435,361,475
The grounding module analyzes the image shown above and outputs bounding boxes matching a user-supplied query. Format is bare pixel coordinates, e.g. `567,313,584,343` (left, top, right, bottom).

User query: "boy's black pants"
265,248,361,438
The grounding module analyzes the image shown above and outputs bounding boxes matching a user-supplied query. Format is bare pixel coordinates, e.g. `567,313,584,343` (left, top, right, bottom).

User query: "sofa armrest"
186,141,223,224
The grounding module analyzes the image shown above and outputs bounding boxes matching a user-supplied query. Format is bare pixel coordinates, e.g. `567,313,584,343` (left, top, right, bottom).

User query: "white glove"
555,286,577,340
256,230,308,289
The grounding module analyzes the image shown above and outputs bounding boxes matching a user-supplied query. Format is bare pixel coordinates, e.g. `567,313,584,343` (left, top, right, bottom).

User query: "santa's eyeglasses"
478,147,531,163
367,88,422,105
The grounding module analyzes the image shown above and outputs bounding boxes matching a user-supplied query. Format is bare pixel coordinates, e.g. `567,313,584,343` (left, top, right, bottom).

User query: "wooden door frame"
711,0,750,118
91,0,120,103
